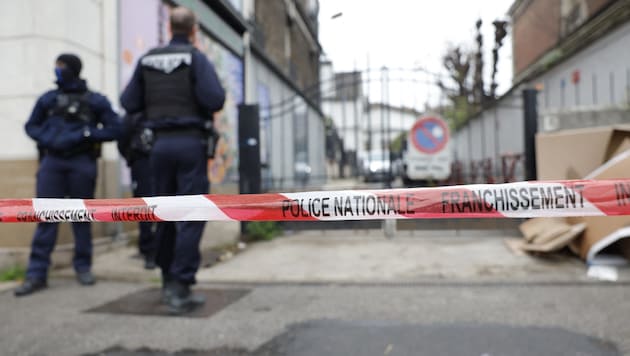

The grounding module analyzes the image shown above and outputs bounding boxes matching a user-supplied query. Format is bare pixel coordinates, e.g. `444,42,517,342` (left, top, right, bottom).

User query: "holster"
205,125,220,159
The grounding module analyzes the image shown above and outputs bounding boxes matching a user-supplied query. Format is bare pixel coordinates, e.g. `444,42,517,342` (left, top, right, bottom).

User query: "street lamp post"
380,66,386,184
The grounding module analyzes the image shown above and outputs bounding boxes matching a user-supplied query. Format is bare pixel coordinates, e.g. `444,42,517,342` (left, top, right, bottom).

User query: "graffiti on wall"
195,32,244,184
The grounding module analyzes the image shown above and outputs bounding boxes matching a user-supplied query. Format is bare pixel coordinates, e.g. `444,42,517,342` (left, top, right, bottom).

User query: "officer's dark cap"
56,53,82,77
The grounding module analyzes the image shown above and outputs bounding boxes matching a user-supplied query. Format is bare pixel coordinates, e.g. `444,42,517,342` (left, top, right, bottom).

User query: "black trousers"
150,134,208,285
130,156,156,257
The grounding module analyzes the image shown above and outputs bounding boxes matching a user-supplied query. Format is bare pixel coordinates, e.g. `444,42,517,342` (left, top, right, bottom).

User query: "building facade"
510,0,630,131
320,63,423,177
452,0,630,183
0,0,120,247
0,0,326,247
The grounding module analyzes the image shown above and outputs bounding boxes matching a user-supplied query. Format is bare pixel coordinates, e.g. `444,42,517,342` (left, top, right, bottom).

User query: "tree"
439,46,472,99
389,131,407,154
472,19,485,107
437,46,473,128
438,18,509,128
490,20,509,99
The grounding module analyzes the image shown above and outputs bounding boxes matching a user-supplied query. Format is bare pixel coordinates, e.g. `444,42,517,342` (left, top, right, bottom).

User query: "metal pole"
385,67,392,189
467,116,473,182
380,66,386,188
575,75,580,106
610,71,615,105
523,89,538,181
341,80,347,179
494,107,499,180
114,0,124,240
353,63,360,177
238,104,262,234
593,73,597,105
480,112,486,162
366,55,372,152
544,79,549,108
380,66,395,238
280,90,286,189
400,69,405,170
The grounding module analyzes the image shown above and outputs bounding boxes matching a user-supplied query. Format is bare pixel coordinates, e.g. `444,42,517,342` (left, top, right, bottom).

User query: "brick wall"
255,0,288,69
587,0,613,15
296,0,318,32
254,0,320,92
290,23,318,90
511,0,615,78
512,0,561,77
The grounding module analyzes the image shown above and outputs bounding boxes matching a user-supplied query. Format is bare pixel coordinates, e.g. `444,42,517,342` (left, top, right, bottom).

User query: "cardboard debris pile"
516,125,630,265
515,218,586,253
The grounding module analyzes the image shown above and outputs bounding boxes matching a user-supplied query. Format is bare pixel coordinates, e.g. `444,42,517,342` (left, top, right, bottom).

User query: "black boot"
144,253,157,270
161,276,173,304
77,271,96,286
14,278,47,297
165,280,205,315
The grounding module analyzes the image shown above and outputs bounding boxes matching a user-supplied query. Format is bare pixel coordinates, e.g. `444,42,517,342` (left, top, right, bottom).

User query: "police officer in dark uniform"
120,7,225,314
15,53,122,297
117,113,157,269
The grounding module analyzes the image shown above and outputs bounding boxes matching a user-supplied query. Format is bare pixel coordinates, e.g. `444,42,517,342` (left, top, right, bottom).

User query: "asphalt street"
4,232,630,356
1,279,628,355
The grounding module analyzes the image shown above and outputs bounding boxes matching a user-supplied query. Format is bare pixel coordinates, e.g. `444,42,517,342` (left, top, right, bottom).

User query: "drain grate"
86,288,250,318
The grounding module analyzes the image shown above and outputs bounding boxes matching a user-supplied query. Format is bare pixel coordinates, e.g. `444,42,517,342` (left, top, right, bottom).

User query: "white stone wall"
453,87,526,182
0,0,119,160
536,21,630,130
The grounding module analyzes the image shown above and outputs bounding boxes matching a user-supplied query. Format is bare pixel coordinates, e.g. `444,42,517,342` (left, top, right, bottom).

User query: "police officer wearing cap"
117,112,157,269
120,6,225,314
15,54,122,297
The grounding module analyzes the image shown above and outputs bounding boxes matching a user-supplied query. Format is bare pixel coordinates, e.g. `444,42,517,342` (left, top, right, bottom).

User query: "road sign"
410,116,449,154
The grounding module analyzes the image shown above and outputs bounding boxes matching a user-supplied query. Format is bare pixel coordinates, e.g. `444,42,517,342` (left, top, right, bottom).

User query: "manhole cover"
86,288,250,318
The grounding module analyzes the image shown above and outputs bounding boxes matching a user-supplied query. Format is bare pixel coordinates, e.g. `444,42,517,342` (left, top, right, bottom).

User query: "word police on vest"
141,53,192,74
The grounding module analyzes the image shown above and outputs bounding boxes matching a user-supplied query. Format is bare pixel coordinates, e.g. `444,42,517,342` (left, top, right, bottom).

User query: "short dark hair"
170,7,196,35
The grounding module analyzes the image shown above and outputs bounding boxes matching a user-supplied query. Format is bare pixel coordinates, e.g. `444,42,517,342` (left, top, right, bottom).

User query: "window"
561,0,588,36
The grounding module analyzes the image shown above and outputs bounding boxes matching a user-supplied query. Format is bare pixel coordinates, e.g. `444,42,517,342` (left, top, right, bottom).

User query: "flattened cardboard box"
535,125,630,180
534,126,630,264
569,149,630,263
523,224,586,253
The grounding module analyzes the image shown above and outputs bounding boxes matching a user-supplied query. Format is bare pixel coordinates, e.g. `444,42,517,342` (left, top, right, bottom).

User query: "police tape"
2,179,630,223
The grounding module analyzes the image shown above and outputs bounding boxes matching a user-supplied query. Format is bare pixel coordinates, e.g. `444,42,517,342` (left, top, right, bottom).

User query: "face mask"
54,67,74,84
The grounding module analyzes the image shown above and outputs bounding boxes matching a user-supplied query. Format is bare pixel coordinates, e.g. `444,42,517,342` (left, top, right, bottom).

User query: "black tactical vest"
43,91,101,159
48,92,95,123
140,45,201,120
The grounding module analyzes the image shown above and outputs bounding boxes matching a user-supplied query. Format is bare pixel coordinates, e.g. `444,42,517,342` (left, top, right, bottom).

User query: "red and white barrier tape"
2,179,630,223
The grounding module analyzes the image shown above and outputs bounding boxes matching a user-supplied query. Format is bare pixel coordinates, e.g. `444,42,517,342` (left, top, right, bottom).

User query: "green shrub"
245,221,281,241
0,265,26,282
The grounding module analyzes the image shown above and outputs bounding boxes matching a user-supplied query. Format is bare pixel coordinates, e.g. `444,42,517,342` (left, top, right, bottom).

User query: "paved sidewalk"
53,221,240,282
43,228,630,284
54,246,160,282
196,230,629,284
